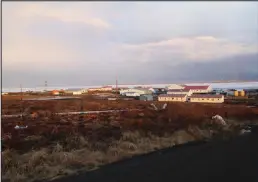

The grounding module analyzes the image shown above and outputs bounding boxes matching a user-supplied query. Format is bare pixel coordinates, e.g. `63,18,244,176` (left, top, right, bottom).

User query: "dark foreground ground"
53,131,258,182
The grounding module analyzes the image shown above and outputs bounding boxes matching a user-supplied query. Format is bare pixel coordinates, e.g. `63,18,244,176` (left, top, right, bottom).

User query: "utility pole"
116,75,118,94
44,80,48,94
78,98,84,122
20,84,24,120
20,84,23,101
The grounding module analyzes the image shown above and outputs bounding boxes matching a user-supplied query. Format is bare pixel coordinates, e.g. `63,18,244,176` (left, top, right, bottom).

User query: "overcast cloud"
2,2,258,87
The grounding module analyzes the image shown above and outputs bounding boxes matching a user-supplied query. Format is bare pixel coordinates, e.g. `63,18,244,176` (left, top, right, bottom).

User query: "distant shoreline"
115,80,258,86
3,81,258,92
201,80,258,83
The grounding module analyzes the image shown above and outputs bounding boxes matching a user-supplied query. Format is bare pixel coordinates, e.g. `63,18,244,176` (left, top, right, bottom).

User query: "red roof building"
167,89,191,92
183,85,212,93
159,94,187,98
183,85,210,90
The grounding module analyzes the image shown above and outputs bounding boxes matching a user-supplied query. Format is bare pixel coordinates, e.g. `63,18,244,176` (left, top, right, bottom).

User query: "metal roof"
65,88,83,91
190,94,223,98
167,89,190,92
184,85,210,90
158,94,187,98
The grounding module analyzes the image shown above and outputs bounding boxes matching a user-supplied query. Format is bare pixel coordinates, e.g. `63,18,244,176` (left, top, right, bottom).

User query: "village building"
189,94,224,103
211,89,227,96
100,86,113,91
52,90,60,96
139,94,154,101
117,87,129,90
88,86,112,92
167,89,193,96
64,88,88,95
183,85,212,94
88,88,99,92
149,88,167,95
124,92,140,97
120,88,152,96
166,84,185,90
158,94,187,102
244,89,258,97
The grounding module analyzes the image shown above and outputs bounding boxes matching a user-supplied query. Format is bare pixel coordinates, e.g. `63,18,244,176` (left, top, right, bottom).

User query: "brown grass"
2,122,249,182
2,97,258,182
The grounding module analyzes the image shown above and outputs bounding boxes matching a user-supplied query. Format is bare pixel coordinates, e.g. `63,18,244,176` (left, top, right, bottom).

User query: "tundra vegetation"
2,95,258,182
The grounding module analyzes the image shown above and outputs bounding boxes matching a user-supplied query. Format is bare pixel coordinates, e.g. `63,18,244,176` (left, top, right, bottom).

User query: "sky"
2,2,258,88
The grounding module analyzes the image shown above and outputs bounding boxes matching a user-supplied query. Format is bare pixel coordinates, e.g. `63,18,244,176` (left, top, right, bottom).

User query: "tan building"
158,94,187,102
167,89,193,96
189,94,224,103
65,88,88,95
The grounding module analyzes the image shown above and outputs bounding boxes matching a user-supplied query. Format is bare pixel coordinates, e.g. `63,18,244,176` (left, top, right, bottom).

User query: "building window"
202,99,204,100
207,98,209,100
212,99,214,101
218,99,220,100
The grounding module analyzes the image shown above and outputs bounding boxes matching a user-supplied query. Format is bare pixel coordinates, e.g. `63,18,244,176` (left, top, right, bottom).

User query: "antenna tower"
20,84,23,101
20,84,24,120
44,81,48,91
116,76,118,93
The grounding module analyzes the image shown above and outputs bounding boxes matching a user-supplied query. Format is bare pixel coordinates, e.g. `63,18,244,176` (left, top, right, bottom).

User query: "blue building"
139,94,154,101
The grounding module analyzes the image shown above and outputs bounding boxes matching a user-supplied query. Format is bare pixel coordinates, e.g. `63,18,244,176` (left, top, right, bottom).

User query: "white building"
120,88,152,95
149,88,166,94
88,86,112,92
189,94,224,103
125,92,140,97
167,89,193,96
166,84,185,90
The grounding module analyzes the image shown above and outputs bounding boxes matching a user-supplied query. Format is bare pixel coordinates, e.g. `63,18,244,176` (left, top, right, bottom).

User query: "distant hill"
3,53,258,88
143,53,258,84
177,54,258,81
